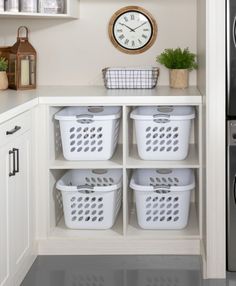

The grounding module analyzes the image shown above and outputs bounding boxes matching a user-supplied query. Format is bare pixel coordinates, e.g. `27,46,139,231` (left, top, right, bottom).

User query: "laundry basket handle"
77,185,95,193
130,177,172,193
153,186,171,193
153,114,170,123
76,114,94,119
88,106,104,113
76,184,119,193
157,106,174,113
76,114,94,124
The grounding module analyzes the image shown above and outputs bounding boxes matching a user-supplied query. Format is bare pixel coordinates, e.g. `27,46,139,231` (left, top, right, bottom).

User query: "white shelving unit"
37,87,203,257
0,0,79,19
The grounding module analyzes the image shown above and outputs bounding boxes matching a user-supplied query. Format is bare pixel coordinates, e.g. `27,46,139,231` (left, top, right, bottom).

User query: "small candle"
21,58,30,86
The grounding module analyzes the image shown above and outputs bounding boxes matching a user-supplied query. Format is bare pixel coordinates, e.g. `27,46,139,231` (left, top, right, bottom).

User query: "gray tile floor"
21,256,233,286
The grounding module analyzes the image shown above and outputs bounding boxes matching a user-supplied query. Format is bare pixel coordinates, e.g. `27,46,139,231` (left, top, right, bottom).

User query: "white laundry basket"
55,106,121,160
56,169,122,229
130,169,195,229
130,106,195,160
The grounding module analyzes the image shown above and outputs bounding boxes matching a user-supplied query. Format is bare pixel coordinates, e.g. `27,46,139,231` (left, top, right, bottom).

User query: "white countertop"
0,86,202,124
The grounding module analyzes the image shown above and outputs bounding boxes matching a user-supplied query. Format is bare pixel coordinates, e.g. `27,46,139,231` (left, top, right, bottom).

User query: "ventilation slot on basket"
144,195,180,223
84,175,115,187
145,126,180,153
113,120,120,146
149,176,180,187
55,190,63,224
70,196,105,223
55,120,62,156
69,126,104,154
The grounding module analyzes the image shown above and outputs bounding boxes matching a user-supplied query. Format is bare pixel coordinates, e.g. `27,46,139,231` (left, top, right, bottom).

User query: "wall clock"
108,6,157,54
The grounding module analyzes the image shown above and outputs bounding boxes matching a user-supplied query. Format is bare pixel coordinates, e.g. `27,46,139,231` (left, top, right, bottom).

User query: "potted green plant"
156,48,197,89
0,57,8,90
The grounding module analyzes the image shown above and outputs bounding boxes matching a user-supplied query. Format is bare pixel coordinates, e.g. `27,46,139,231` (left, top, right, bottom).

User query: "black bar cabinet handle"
13,148,19,173
234,176,236,204
9,150,15,177
233,16,236,48
6,126,21,135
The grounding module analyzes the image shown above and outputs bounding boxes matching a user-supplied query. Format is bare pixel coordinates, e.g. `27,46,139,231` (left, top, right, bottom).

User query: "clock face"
109,6,157,54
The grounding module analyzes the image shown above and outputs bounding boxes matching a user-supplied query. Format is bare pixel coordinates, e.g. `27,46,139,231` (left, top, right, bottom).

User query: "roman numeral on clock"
117,29,123,33
125,39,129,45
132,40,135,47
143,28,149,32
131,14,135,20
119,34,125,40
124,16,128,22
142,34,148,39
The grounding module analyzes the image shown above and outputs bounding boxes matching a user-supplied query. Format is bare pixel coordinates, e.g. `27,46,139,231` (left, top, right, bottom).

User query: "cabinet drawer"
0,111,31,147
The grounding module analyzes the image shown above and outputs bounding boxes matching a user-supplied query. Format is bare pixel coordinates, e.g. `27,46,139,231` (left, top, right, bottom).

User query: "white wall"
0,0,197,86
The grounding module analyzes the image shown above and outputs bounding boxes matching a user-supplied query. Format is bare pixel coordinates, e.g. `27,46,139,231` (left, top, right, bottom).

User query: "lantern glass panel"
19,55,36,88
8,54,17,87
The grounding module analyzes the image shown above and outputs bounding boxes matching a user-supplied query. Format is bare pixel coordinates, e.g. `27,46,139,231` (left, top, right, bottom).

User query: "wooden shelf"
0,11,77,19
49,144,123,169
126,144,199,169
49,209,123,239
126,203,200,240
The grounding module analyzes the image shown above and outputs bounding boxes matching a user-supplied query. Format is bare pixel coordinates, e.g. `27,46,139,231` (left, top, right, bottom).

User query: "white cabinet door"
0,127,33,286
0,144,15,286
10,131,33,279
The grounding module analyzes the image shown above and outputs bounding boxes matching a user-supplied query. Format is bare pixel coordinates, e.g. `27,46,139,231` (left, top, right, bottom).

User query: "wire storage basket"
102,67,159,89
55,106,121,161
130,106,195,160
130,168,195,230
56,169,122,229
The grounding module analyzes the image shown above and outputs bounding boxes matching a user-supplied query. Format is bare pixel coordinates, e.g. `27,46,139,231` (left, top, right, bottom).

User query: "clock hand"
119,22,135,32
133,21,148,31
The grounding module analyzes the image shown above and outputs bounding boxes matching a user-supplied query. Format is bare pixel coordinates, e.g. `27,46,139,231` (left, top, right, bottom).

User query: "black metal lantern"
8,26,37,90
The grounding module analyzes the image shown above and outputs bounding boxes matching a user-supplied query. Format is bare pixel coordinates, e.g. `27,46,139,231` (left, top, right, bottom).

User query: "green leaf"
156,47,197,70
0,57,8,72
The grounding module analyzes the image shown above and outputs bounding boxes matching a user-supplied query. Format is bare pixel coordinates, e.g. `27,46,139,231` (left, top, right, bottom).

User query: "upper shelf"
0,12,77,19
0,1,79,19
